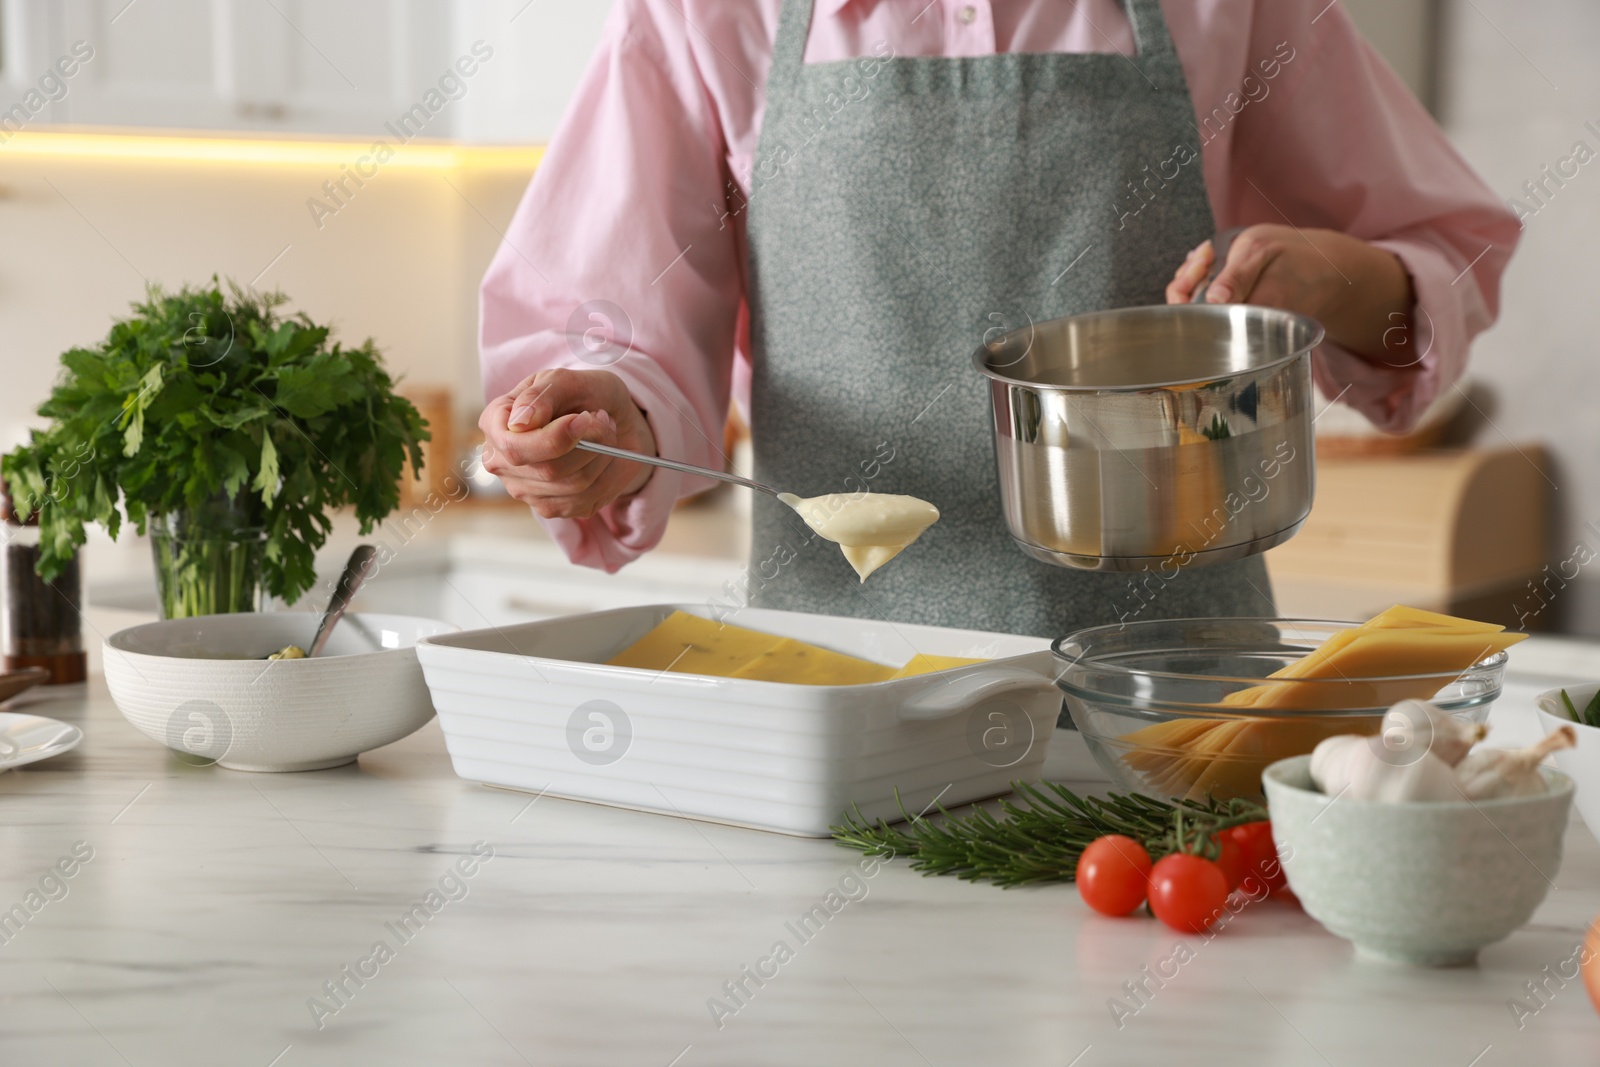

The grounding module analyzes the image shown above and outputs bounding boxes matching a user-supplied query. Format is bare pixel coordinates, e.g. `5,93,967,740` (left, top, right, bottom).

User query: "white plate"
0,712,83,771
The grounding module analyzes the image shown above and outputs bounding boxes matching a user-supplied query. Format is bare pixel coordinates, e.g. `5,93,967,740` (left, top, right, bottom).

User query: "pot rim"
972,302,1326,393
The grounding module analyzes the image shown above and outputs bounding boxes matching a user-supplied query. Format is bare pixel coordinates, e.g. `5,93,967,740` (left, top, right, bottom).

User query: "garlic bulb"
1380,700,1486,767
1452,726,1576,801
1309,733,1460,803
1308,734,1358,791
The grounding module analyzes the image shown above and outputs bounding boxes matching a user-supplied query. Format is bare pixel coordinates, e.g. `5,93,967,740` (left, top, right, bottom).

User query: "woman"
478,0,1517,638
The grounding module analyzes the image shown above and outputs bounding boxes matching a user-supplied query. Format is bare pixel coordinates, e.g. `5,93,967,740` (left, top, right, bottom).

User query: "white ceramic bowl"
1263,754,1573,966
1535,683,1600,843
105,613,457,772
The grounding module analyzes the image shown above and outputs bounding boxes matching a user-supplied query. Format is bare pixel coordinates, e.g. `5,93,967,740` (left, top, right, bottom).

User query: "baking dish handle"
898,667,1053,722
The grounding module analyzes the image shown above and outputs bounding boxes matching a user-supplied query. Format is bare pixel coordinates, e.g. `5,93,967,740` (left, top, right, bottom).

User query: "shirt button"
957,5,977,24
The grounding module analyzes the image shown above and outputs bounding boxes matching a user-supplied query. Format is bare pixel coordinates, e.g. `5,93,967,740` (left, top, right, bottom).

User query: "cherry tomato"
1583,916,1599,1017
1147,854,1230,934
1225,821,1288,895
1209,832,1246,891
1075,835,1152,917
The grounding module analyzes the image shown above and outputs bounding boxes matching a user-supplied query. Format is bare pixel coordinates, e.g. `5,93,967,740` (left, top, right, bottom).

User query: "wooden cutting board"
0,667,50,703
1265,446,1551,628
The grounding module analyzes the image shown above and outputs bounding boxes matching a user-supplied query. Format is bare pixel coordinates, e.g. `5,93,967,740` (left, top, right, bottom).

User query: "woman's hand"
478,368,657,519
1166,225,1416,367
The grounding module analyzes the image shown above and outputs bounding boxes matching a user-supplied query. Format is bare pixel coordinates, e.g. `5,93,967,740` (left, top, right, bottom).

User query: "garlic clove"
1358,746,1460,803
1380,699,1487,768
1452,726,1576,801
1309,732,1460,803
1310,734,1368,795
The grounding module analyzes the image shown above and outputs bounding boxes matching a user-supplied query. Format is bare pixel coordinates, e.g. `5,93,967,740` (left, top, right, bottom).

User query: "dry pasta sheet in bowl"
1052,607,1521,804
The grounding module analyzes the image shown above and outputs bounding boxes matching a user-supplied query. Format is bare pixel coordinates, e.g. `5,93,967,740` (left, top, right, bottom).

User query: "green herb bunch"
2,279,428,605
833,783,1267,887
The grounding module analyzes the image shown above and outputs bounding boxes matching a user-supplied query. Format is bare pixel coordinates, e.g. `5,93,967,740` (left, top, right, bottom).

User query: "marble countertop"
1,650,1597,1066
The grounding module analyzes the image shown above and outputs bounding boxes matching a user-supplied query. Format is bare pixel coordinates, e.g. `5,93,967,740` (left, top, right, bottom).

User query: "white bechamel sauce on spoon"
779,492,941,582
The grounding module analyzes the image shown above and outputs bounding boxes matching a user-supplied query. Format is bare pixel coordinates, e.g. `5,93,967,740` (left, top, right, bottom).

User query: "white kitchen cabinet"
0,0,613,141
87,530,746,635
348,537,745,631
3,1,1430,137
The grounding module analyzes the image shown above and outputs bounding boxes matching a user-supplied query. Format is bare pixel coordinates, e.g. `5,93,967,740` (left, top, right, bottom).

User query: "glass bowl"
1052,618,1507,804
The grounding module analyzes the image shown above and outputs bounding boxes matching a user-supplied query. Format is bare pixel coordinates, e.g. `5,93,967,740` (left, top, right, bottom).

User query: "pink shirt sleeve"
1170,1,1520,432
478,2,746,573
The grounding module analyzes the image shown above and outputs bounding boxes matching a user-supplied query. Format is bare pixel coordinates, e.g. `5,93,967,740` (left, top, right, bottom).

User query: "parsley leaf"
1,279,428,606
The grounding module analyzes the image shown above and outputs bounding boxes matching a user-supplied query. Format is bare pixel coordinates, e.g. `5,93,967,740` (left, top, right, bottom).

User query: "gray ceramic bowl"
1263,755,1573,966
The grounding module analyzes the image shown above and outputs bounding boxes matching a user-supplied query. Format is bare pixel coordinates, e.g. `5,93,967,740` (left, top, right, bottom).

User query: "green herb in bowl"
1559,689,1600,729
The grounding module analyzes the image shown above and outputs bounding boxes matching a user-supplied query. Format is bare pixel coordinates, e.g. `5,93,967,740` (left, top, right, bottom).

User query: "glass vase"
148,496,268,619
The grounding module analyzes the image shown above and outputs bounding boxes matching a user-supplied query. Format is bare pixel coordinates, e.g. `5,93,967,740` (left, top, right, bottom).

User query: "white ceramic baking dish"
415,603,1062,836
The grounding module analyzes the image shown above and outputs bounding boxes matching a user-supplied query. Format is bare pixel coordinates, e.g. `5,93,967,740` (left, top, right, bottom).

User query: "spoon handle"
307,545,378,658
1189,227,1245,304
574,440,782,498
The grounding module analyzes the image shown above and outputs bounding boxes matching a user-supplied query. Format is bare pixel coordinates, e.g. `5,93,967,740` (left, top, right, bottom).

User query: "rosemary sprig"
831,783,1267,888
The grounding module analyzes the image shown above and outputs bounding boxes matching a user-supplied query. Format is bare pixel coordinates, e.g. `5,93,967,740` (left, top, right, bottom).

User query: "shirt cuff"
1310,237,1466,434
532,357,721,574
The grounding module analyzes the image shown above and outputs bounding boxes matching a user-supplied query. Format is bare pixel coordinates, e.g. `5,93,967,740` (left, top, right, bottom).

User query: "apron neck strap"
768,0,1188,90
1125,0,1182,67
768,0,817,95
1124,0,1187,84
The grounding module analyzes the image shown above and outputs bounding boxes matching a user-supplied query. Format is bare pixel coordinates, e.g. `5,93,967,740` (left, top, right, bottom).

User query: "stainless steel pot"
973,303,1323,572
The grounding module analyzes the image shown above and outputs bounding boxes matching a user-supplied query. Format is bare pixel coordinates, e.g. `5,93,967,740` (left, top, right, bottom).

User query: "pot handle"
1189,227,1246,304
898,666,1053,722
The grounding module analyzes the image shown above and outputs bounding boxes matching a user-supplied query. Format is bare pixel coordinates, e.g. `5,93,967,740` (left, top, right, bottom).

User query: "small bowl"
1054,618,1506,803
105,612,457,772
1534,683,1600,843
1264,755,1573,966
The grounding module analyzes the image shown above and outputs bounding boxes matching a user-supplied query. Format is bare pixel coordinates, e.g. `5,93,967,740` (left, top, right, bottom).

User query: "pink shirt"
481,0,1520,573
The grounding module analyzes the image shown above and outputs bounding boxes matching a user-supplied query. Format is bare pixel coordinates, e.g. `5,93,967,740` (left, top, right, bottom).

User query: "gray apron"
744,0,1274,638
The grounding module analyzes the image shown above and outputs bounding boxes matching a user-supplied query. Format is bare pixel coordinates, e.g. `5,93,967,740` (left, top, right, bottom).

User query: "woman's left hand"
1166,224,1416,367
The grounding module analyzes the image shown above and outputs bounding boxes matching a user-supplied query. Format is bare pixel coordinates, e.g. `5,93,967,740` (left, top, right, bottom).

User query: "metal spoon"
574,440,783,498
273,550,376,659
258,546,378,660
305,545,379,658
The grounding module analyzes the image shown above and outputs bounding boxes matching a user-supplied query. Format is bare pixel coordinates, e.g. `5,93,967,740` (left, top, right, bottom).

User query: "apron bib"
744,0,1274,637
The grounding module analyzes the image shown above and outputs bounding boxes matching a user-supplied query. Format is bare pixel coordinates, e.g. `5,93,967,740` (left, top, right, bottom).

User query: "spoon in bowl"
263,545,378,659
307,545,379,657
573,441,939,581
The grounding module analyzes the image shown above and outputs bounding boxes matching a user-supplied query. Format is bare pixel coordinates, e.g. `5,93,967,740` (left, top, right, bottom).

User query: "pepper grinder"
1,485,86,684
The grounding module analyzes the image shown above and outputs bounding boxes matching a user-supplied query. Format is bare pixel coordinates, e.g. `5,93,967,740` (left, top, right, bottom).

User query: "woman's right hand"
478,368,658,520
